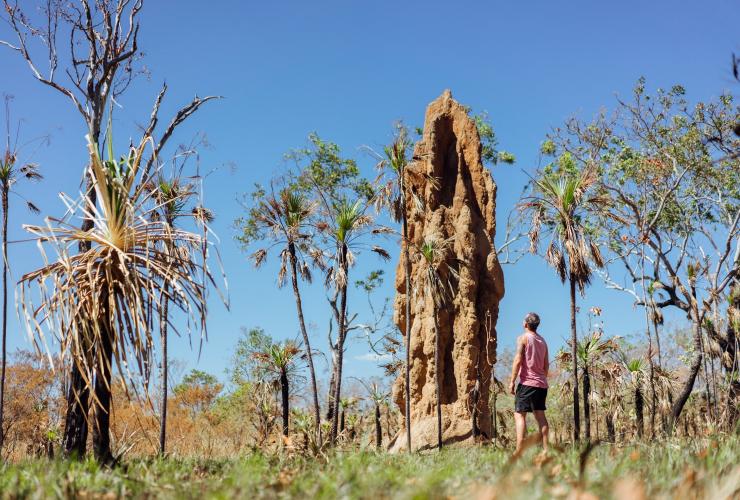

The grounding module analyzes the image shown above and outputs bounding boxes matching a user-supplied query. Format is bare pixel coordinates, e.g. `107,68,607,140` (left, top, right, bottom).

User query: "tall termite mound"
389,90,505,452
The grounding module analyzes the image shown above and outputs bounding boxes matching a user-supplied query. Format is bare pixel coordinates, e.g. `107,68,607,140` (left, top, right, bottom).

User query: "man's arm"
509,335,526,395
543,344,549,378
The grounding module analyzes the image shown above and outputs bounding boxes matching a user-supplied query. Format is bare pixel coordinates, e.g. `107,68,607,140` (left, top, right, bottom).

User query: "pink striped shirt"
518,332,549,388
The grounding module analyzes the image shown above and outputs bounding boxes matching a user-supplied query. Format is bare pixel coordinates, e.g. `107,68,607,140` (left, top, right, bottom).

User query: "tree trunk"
670,315,704,429
63,138,100,458
635,386,644,439
491,377,498,445
0,188,7,453
330,246,349,444
159,287,169,456
375,403,382,449
326,358,336,421
288,243,321,444
281,368,289,437
606,413,615,443
434,312,442,450
63,344,91,458
92,316,114,464
569,277,581,442
402,189,412,454
698,325,714,423
583,366,591,442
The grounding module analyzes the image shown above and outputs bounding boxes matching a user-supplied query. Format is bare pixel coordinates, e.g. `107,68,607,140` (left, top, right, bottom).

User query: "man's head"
523,312,540,332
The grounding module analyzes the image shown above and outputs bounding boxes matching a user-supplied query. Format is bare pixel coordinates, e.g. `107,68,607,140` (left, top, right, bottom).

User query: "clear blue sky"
2,1,738,387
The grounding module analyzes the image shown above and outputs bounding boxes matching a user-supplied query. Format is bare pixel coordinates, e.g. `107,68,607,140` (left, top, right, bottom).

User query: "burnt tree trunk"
635,386,644,439
375,403,382,449
569,277,581,442
606,413,615,443
92,315,114,464
288,242,321,444
583,366,591,442
159,286,169,456
0,188,7,452
280,367,289,437
330,245,349,444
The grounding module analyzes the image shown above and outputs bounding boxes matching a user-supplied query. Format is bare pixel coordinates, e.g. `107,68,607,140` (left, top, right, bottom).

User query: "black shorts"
515,383,547,412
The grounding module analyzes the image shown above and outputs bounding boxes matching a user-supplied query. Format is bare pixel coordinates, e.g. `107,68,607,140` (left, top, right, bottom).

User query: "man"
509,312,549,454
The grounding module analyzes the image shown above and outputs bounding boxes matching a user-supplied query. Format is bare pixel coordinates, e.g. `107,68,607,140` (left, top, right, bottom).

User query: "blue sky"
1,0,738,387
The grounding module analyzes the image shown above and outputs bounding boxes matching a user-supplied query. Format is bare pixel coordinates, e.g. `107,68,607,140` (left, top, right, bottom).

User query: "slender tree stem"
401,174,412,454
0,188,7,454
330,245,349,444
570,276,580,443
288,243,321,445
434,313,442,450
159,287,169,456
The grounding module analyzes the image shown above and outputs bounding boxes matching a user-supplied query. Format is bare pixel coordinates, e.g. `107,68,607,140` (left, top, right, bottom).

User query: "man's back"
518,332,548,389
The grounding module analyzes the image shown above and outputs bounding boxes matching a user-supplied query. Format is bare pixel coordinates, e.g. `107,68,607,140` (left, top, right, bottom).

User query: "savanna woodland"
0,1,738,499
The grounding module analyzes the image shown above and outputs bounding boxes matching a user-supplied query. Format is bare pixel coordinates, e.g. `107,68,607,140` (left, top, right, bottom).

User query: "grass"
1,435,738,499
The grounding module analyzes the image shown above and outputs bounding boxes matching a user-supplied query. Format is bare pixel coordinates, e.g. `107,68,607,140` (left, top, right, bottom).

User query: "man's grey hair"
524,312,540,331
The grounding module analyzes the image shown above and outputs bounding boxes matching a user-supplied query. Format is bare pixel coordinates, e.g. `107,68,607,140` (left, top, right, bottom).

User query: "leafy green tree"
548,81,740,429
471,112,516,166
289,134,388,444
521,161,608,442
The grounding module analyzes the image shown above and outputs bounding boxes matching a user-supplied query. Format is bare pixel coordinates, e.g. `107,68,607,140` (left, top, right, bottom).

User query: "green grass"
1,436,738,499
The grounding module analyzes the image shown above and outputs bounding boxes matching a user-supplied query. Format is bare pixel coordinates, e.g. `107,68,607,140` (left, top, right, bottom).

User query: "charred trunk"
280,368,289,437
375,403,382,449
570,277,581,442
92,317,114,465
583,366,591,442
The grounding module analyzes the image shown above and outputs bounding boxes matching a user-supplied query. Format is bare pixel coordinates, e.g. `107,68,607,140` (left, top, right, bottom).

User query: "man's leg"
514,411,527,453
533,410,549,452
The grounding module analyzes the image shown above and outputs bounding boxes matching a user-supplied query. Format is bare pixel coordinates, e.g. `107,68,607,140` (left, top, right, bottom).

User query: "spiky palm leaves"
236,185,323,445
18,133,219,461
522,166,608,442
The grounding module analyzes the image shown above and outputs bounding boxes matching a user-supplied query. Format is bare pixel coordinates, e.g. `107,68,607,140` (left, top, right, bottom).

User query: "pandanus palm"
236,184,322,444
522,164,607,442
414,236,457,451
623,358,646,439
575,330,619,441
0,98,42,452
19,132,221,463
147,174,212,456
251,340,302,437
320,197,388,444
354,377,388,449
374,124,414,452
